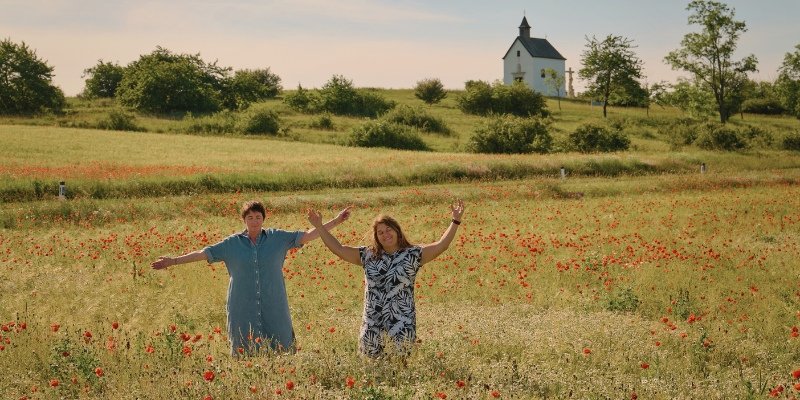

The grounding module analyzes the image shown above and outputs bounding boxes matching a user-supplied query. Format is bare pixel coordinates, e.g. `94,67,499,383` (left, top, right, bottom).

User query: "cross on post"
566,67,575,98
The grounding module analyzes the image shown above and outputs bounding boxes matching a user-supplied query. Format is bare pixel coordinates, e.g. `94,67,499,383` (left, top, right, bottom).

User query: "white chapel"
502,17,567,97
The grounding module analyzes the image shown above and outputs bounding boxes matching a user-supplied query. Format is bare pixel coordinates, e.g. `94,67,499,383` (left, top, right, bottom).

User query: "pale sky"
3,0,799,96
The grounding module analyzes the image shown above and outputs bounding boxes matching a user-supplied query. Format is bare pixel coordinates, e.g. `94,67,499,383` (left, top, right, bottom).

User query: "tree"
543,68,565,110
0,38,65,114
116,47,231,114
643,81,669,117
776,44,800,118
663,78,717,118
81,60,124,99
579,34,644,118
414,78,447,105
665,0,758,123
229,68,282,108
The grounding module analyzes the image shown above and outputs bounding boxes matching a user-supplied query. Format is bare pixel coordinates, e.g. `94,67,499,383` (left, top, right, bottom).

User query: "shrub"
96,109,142,132
694,125,747,151
314,75,395,117
283,84,319,113
309,113,335,130
0,39,66,114
457,80,548,117
740,98,785,115
605,287,640,313
414,78,447,105
183,111,238,134
382,105,450,135
348,121,429,151
568,122,630,153
660,117,701,149
782,131,800,151
81,60,125,99
469,115,552,154
237,108,280,135
228,68,282,108
738,125,774,148
355,89,395,118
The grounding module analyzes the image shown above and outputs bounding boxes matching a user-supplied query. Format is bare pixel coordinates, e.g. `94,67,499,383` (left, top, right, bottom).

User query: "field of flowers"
2,168,800,398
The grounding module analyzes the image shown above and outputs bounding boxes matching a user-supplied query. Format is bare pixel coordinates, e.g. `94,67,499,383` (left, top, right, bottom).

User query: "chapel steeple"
519,16,531,38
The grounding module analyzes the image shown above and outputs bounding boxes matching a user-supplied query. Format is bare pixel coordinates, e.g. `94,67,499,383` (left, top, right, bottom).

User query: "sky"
3,0,799,96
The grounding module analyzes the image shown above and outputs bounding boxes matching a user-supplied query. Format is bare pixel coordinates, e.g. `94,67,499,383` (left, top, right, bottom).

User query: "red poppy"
456,380,466,388
182,346,192,356
329,327,336,333
206,355,213,363
203,370,215,382
49,379,59,387
582,347,591,355
249,386,257,393
111,322,119,330
346,376,355,388
286,380,294,390
435,392,447,399
94,367,104,377
491,390,501,398
793,368,800,380
641,363,649,369
145,344,154,354
50,323,60,332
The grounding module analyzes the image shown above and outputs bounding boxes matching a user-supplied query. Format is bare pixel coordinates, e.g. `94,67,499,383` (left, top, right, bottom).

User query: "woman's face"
375,223,398,250
243,211,265,232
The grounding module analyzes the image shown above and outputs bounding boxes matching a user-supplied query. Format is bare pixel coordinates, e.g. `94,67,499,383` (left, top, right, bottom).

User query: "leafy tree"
776,44,800,118
0,38,65,114
663,78,717,118
229,68,282,108
81,60,124,99
543,68,565,110
579,34,644,118
644,81,670,117
665,0,758,123
116,47,231,114
414,78,447,105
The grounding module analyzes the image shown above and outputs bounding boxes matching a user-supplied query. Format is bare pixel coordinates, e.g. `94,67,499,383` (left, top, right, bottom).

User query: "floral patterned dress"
358,245,422,356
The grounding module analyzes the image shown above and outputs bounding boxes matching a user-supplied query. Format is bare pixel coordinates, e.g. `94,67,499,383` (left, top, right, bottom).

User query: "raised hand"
451,199,465,222
307,208,324,228
336,206,353,223
151,256,172,270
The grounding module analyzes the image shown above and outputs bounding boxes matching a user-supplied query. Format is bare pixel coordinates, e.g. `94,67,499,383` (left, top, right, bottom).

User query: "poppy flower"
456,380,466,388
436,392,447,399
346,376,355,388
111,322,119,330
641,363,649,369
203,370,215,382
793,368,800,380
49,379,59,387
94,367,103,377
491,390,501,398
582,347,591,355
285,380,294,390
50,323,60,332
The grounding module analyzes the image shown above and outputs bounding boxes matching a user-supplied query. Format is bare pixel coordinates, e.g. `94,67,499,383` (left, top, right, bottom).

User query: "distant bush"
740,98,785,115
469,115,552,154
568,122,630,153
781,131,800,151
228,68,282,108
738,125,774,148
382,105,450,135
348,121,429,151
237,108,280,135
694,124,747,151
316,75,395,117
457,80,548,117
309,112,335,130
605,287,640,313
283,84,319,113
0,39,65,115
183,111,238,134
81,60,125,99
414,78,447,105
96,109,143,132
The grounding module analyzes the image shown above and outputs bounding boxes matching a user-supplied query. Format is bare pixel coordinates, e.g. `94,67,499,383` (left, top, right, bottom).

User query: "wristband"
451,219,461,225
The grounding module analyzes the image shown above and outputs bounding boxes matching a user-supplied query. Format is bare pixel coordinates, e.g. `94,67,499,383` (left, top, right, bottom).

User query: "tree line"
1,0,799,124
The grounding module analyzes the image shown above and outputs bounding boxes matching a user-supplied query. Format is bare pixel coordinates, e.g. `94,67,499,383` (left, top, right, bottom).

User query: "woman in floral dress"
307,200,465,357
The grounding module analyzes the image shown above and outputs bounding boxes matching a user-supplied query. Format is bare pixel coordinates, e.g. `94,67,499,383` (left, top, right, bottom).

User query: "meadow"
2,94,800,399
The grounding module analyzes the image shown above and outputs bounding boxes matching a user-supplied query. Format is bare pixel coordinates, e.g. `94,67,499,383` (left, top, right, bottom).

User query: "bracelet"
451,219,461,225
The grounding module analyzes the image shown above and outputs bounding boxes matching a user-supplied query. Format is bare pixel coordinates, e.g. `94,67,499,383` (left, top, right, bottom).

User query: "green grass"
1,174,799,398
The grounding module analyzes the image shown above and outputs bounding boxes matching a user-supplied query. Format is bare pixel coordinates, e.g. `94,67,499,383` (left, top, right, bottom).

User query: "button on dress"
203,228,304,355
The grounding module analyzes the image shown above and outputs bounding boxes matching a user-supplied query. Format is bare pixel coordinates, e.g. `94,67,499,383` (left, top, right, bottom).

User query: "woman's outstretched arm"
421,199,465,265
307,208,362,265
300,206,352,245
151,250,209,270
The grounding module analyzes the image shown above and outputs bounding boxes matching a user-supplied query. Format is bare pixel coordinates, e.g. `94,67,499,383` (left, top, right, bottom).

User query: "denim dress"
204,228,304,355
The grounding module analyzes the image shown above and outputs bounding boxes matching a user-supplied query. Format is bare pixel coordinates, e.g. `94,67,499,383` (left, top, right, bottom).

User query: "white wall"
503,39,566,97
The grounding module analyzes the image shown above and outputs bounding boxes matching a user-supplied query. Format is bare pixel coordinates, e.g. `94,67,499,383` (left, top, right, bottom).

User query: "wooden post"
560,167,566,179
700,163,706,174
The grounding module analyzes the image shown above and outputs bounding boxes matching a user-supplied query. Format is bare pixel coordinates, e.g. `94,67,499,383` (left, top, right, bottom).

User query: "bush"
694,125,747,151
414,78,447,105
782,131,800,151
348,121,429,151
308,113,335,130
237,108,280,135
81,60,125,99
382,105,450,135
568,123,630,153
183,111,238,134
355,89,395,118
740,98,785,115
313,75,395,117
457,80,548,117
469,115,552,154
283,84,319,113
660,117,701,149
228,68,282,108
738,125,774,148
96,109,142,132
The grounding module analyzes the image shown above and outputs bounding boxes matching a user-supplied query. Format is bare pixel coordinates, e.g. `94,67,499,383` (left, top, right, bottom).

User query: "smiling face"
375,223,398,252
243,210,265,234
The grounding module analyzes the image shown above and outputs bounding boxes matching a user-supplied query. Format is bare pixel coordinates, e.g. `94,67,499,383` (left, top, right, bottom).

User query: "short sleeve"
268,228,305,250
203,234,236,264
410,246,423,271
358,246,370,266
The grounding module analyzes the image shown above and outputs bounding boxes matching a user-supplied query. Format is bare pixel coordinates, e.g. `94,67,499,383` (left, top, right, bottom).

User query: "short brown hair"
240,201,266,219
370,214,412,259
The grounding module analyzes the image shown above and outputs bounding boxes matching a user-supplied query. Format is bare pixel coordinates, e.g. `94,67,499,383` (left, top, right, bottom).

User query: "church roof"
519,16,531,29
503,36,566,61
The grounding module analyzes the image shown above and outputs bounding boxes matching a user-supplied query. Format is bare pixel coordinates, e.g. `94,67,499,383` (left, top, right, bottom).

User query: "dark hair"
370,214,412,259
240,200,266,219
